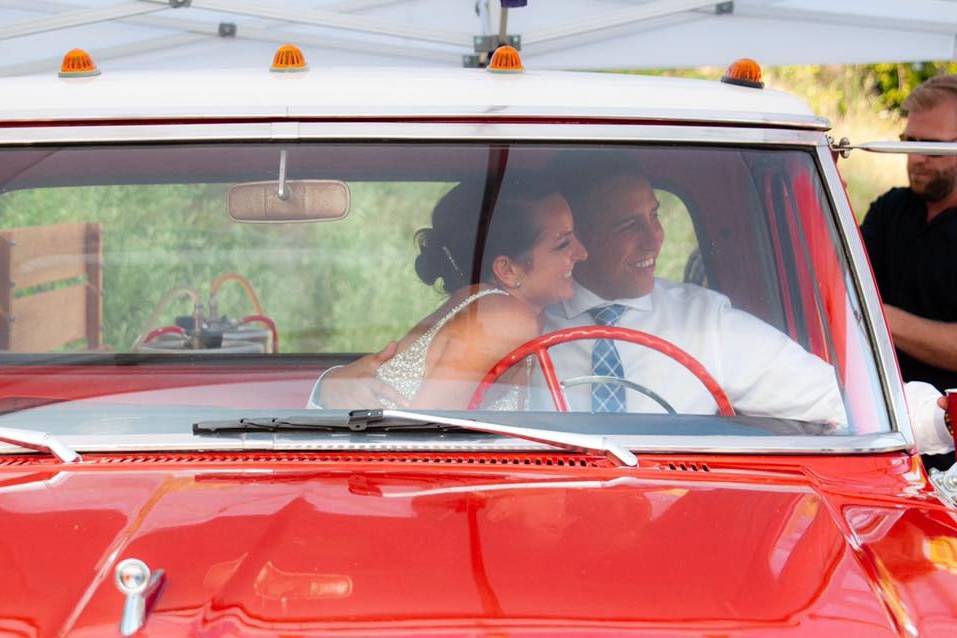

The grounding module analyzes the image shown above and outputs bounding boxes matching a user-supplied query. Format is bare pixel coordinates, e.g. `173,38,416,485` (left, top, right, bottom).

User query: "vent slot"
664,461,710,473
0,456,48,467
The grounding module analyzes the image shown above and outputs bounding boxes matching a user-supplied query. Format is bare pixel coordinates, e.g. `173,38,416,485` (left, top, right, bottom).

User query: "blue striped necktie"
589,304,627,412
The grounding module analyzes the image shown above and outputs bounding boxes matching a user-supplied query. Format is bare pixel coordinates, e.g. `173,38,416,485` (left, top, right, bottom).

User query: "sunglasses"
899,134,957,143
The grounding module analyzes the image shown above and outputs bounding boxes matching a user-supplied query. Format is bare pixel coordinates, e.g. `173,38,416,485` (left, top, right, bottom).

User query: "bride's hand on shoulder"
409,294,541,409
319,341,409,408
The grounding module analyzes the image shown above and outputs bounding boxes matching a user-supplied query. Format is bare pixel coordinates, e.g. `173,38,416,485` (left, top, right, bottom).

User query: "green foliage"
621,60,957,118
761,62,957,117
654,190,697,283
868,61,957,113
0,182,447,353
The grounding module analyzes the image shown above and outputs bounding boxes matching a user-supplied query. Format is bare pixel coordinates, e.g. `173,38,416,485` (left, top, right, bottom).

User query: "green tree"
867,61,957,113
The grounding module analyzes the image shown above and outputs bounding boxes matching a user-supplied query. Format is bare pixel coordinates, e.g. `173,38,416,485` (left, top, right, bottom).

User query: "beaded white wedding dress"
376,288,526,410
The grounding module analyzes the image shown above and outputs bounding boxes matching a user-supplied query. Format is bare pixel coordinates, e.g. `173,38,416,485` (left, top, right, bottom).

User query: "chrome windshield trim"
0,122,824,146
0,432,909,456
0,106,829,130
617,434,909,454
815,145,914,450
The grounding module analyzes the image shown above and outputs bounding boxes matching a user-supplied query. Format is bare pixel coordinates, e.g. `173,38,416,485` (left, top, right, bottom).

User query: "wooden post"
85,223,102,350
0,233,12,350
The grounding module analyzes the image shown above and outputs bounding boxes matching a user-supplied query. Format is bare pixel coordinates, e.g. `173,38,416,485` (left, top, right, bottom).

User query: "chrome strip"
815,145,914,449
382,476,813,499
0,431,910,456
0,471,68,494
0,122,824,146
0,107,829,130
383,477,642,498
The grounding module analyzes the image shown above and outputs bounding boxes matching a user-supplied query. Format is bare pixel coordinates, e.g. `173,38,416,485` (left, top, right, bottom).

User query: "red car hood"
1,452,956,637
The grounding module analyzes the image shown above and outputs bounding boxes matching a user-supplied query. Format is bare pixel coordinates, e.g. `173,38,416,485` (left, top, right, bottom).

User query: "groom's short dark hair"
548,150,647,224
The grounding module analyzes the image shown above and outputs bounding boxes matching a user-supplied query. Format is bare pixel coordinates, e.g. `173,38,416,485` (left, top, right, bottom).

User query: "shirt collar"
557,279,655,319
907,187,957,226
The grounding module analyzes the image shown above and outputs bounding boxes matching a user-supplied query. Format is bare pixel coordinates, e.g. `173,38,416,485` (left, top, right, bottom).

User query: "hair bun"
415,227,468,292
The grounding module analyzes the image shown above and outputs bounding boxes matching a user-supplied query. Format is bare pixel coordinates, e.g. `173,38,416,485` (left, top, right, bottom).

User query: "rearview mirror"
227,180,350,222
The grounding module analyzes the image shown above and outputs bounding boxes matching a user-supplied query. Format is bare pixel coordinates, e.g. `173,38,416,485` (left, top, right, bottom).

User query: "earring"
514,280,522,289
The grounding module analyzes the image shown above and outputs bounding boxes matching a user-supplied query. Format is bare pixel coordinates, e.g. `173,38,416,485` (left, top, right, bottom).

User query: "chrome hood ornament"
114,558,165,636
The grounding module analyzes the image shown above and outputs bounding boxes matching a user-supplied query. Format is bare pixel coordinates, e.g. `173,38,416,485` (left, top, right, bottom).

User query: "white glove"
904,381,953,455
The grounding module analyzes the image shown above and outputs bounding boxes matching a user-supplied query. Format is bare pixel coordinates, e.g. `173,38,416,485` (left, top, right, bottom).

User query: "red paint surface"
0,366,322,409
1,451,956,637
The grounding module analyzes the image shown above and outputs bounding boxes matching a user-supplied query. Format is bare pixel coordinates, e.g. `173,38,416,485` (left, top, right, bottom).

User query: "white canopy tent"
0,0,955,77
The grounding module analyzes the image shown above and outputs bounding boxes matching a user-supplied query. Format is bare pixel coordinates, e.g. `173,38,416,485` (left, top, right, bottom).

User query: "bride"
322,179,587,410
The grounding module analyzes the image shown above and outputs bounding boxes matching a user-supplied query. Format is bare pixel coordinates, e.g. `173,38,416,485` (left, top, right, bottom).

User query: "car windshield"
0,142,891,441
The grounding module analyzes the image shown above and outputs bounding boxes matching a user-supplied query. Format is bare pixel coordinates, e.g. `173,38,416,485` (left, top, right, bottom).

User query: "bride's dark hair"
415,179,560,294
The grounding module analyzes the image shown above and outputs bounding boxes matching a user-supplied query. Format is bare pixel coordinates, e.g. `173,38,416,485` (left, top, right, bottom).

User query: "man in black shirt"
861,74,957,468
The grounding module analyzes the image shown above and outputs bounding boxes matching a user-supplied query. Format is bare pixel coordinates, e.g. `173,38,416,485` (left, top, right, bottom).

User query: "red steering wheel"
468,326,735,415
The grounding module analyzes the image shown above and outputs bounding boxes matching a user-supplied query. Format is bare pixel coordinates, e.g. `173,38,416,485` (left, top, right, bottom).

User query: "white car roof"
0,67,827,129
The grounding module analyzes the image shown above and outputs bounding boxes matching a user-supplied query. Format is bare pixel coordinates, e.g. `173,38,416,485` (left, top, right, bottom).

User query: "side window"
654,189,703,285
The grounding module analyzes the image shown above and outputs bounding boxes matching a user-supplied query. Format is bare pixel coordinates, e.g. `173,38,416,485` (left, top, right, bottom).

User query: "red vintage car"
0,48,955,637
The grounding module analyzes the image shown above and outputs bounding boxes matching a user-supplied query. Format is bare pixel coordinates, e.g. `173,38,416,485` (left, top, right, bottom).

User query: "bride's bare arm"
410,296,540,410
316,342,408,408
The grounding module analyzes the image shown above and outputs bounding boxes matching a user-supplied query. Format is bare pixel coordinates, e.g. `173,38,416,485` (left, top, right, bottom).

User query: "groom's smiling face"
571,175,664,300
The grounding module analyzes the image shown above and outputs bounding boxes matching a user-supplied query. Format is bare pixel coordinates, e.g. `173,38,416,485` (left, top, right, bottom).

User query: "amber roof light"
58,48,100,78
487,45,524,73
271,44,308,72
721,58,764,89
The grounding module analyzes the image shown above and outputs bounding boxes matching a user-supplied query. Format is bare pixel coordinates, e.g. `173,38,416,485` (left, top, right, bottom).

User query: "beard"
910,166,957,203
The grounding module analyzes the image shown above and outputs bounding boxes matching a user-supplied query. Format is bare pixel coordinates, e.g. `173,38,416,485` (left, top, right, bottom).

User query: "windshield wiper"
194,409,638,467
0,426,80,463
193,410,458,434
